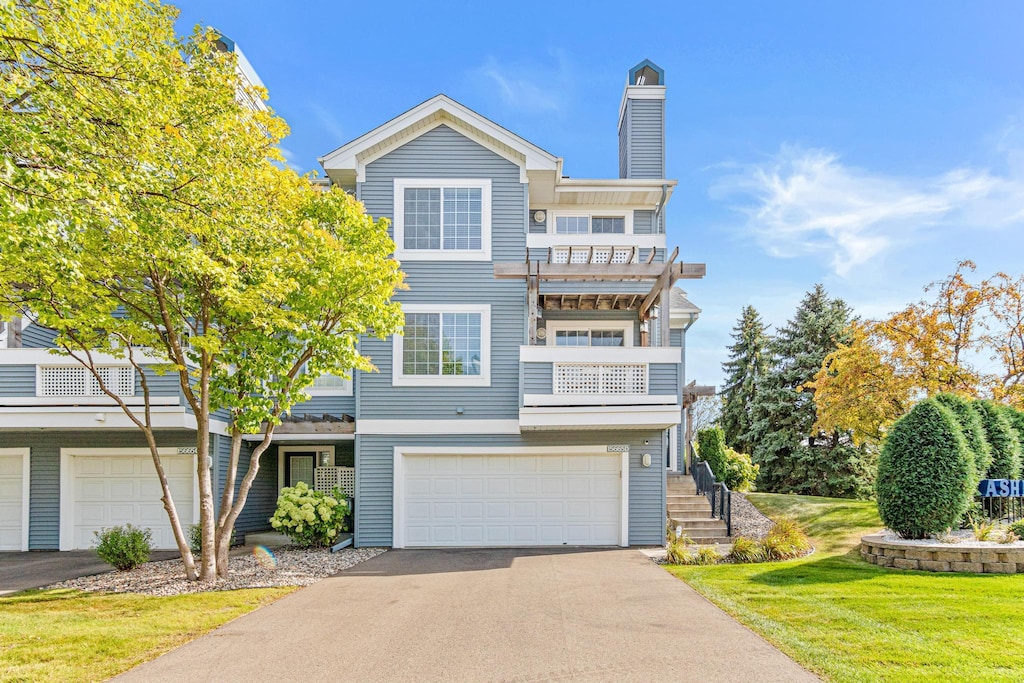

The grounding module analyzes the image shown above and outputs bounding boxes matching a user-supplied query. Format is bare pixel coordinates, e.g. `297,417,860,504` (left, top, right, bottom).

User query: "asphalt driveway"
116,548,818,682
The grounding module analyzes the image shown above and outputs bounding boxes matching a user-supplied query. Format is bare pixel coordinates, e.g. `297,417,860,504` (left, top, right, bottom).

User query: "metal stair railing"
688,443,732,537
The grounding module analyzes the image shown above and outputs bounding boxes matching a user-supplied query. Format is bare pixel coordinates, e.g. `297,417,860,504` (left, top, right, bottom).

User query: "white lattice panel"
39,366,134,397
314,466,355,496
553,363,648,395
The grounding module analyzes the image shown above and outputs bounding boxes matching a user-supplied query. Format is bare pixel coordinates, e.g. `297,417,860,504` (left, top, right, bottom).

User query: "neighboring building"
0,59,703,552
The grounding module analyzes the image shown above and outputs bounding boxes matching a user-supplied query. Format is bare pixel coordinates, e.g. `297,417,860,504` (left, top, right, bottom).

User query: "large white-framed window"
301,365,354,397
393,178,492,261
548,209,632,236
545,320,635,348
392,304,491,387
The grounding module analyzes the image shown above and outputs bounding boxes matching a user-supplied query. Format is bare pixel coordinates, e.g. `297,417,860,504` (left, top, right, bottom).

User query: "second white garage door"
399,452,623,548
65,451,195,550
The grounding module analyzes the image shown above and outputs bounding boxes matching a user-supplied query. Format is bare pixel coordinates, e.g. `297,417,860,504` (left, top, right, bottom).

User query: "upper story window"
551,211,629,235
392,304,491,387
305,371,354,396
393,179,492,261
545,320,634,348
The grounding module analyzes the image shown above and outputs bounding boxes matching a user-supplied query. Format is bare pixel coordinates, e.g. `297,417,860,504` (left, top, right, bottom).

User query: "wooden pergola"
494,247,706,347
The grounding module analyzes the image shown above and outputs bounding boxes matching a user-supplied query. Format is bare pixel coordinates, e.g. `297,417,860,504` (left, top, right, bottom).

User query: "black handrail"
689,446,732,536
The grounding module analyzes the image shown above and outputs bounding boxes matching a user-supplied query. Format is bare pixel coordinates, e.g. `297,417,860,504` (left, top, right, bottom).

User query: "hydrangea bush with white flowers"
270,483,350,547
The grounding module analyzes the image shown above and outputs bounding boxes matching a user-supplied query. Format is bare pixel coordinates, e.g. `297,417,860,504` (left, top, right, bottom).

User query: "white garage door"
401,453,622,547
71,454,194,550
0,450,28,551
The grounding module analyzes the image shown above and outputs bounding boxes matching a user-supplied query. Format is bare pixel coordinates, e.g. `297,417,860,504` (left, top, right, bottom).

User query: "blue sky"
173,1,1024,388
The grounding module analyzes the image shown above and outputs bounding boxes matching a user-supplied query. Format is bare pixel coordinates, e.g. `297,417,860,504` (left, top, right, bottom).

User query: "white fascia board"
358,419,521,435
518,405,682,430
0,397,180,407
242,432,355,442
319,95,559,173
0,348,169,365
0,406,230,434
522,394,679,406
519,346,680,364
527,234,666,250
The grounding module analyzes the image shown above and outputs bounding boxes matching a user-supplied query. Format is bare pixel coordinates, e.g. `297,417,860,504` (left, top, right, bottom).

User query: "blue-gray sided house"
0,59,704,552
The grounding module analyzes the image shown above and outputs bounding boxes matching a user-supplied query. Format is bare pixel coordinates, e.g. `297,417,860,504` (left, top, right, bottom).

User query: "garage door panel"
71,454,193,550
402,453,621,548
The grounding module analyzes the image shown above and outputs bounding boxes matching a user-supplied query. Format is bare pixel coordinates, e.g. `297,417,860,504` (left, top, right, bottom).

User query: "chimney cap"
629,59,664,86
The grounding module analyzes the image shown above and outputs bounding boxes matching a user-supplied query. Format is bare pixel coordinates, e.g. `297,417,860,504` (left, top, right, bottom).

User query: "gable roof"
318,95,560,184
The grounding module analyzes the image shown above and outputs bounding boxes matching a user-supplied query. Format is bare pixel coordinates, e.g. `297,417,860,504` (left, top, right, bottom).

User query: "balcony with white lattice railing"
519,345,682,431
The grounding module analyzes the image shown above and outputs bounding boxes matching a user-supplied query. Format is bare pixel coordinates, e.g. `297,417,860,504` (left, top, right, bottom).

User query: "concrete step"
685,536,732,545
671,522,728,533
667,507,713,516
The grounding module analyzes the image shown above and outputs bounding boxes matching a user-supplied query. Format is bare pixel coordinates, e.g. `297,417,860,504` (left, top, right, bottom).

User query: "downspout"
654,183,669,234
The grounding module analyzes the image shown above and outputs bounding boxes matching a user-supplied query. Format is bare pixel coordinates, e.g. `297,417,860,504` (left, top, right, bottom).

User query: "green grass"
666,493,1024,682
0,587,295,682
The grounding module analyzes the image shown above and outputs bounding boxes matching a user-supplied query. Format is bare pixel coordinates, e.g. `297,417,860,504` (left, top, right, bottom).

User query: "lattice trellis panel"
553,363,648,395
39,366,135,397
314,466,355,496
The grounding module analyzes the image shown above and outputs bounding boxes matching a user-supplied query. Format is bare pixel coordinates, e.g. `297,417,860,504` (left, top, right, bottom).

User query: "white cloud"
711,143,1024,277
309,103,345,144
473,52,572,115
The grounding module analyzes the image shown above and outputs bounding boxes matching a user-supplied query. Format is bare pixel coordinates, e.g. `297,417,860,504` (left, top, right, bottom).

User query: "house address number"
177,447,198,455
607,445,630,453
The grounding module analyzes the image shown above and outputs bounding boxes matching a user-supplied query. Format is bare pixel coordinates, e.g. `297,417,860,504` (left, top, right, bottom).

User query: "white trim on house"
522,394,678,406
392,178,492,262
0,396,180,406
0,447,31,551
357,419,520,435
0,348,168,365
59,447,201,551
391,445,629,549
527,233,666,251
544,319,635,348
392,304,491,387
245,432,355,442
669,425,679,471
305,374,354,397
519,405,682,431
277,445,336,490
618,85,667,127
519,345,680,364
318,94,559,175
0,407,229,435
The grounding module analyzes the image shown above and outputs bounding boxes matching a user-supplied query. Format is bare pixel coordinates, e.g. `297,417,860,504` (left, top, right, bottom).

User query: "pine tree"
750,285,873,497
720,306,770,455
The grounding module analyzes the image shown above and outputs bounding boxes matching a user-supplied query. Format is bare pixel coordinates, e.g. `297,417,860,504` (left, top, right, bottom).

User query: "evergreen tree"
720,306,770,455
750,285,873,497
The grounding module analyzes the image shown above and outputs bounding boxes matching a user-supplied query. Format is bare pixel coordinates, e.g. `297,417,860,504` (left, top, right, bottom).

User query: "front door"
286,452,316,488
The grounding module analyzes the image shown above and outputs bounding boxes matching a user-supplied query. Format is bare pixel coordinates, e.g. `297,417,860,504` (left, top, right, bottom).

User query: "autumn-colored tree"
0,1,404,581
986,272,1024,408
810,261,1011,445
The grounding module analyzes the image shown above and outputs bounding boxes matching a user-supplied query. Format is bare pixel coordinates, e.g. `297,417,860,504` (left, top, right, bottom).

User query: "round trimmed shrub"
974,400,1021,479
934,393,988,481
876,398,974,539
94,524,152,571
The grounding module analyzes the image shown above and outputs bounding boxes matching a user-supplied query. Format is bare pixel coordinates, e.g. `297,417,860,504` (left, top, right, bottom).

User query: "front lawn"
666,493,1024,682
0,587,295,682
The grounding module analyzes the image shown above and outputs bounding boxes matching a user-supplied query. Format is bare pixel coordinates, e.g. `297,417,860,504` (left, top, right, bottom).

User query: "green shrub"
697,427,728,482
729,536,766,563
876,399,975,539
959,500,986,529
187,524,236,555
1008,519,1024,538
269,482,349,547
665,536,692,564
721,446,759,492
761,517,812,560
94,524,152,571
935,393,989,481
675,546,723,566
994,404,1024,476
974,400,1021,479
971,519,996,541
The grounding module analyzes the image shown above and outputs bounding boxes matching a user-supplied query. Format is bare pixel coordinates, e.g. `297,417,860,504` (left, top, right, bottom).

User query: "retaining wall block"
918,560,951,572
950,561,985,573
983,562,1017,574
893,558,920,570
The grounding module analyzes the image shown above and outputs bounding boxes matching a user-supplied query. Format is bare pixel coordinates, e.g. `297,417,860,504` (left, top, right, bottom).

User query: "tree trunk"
214,426,277,578
141,427,197,580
